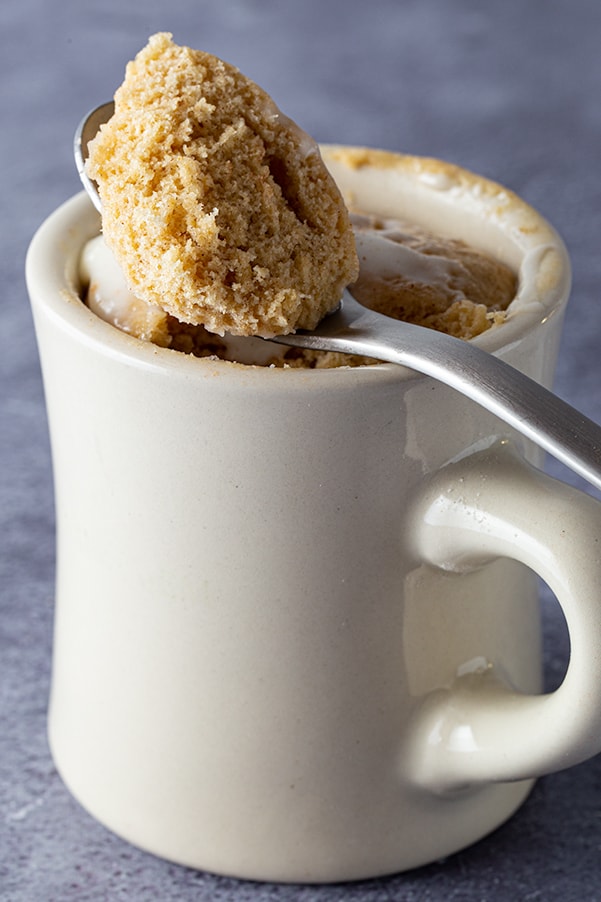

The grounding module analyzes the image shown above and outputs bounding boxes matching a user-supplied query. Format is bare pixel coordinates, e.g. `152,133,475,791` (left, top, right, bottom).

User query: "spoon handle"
274,291,601,492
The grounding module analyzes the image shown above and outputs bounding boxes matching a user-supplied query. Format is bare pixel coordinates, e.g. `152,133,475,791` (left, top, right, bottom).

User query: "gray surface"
2,0,601,899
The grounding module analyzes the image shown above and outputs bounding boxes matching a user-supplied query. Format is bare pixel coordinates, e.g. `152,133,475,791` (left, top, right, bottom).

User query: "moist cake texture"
350,213,515,340
85,32,358,337
82,34,517,365
81,210,517,368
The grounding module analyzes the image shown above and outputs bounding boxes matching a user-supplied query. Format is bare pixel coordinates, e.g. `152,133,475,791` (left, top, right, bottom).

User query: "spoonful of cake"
74,33,601,491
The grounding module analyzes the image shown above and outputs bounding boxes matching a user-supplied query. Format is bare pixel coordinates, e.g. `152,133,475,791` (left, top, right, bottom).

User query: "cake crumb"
85,32,358,337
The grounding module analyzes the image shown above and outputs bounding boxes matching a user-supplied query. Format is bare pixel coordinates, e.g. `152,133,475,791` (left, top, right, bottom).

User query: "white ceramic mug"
26,147,601,883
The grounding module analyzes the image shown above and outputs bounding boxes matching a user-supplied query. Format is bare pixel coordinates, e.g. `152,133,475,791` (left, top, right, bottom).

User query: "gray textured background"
3,1,601,899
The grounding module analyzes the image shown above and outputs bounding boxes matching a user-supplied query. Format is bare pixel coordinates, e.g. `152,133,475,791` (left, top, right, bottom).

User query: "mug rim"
26,148,571,388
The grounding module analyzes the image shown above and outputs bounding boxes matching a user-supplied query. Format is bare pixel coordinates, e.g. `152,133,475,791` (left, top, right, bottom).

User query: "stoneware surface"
3,1,601,900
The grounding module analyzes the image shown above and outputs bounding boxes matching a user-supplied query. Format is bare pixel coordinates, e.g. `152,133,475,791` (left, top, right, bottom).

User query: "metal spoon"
74,101,114,213
75,103,601,492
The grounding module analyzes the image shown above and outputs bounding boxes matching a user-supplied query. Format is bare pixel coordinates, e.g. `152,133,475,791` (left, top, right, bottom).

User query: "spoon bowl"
74,101,114,213
74,103,601,492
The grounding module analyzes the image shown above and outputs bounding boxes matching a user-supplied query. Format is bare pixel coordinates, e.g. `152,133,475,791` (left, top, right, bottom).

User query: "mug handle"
407,439,601,794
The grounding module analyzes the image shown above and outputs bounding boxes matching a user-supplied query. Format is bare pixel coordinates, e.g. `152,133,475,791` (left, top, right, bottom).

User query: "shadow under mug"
25,147,601,883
